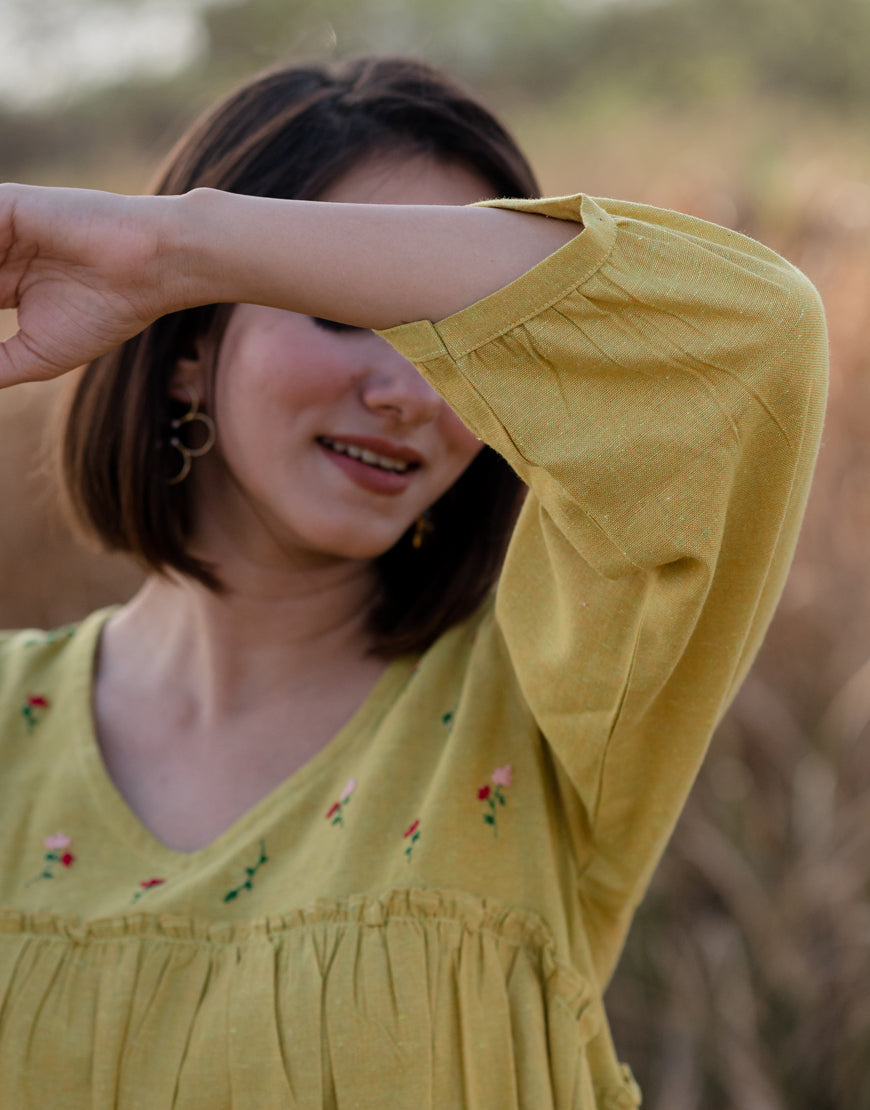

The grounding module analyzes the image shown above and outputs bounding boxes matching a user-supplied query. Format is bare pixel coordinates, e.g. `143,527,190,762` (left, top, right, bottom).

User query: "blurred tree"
3,0,870,182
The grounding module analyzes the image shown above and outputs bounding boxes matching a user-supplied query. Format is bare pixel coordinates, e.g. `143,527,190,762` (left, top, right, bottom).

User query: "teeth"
320,437,412,473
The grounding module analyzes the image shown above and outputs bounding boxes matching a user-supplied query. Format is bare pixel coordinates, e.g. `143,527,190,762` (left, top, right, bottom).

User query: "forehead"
318,156,496,207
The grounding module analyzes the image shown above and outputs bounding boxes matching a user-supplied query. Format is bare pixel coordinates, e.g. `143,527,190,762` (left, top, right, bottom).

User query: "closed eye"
310,317,367,334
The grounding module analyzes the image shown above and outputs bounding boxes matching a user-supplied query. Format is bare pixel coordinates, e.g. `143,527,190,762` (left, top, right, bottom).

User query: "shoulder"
0,609,115,734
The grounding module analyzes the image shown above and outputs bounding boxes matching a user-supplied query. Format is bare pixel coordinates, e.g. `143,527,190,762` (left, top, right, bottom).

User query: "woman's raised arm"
0,183,576,388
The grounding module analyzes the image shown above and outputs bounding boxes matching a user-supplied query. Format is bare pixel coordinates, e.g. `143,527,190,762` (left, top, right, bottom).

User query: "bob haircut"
61,56,539,658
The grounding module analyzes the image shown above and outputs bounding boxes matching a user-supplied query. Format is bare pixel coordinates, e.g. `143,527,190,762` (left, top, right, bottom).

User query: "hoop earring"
412,511,434,549
166,392,216,485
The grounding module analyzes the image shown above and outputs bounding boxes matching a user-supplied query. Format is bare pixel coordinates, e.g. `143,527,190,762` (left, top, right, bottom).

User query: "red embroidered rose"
132,877,166,904
403,819,421,862
27,831,75,884
325,779,357,827
21,694,51,732
478,764,513,837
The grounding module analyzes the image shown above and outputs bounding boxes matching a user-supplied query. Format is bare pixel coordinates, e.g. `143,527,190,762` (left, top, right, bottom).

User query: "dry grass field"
1,92,868,1108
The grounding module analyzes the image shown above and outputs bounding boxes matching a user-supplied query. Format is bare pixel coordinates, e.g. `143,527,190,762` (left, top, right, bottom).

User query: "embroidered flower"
403,819,421,861
222,840,268,903
491,765,513,788
478,764,513,837
27,832,76,884
325,778,357,827
21,694,50,732
132,877,166,904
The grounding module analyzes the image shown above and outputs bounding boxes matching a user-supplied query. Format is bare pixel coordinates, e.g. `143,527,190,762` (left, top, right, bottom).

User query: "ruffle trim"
0,886,593,1020
0,888,641,1108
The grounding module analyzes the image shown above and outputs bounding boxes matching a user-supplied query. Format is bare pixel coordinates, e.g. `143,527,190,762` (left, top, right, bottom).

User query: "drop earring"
412,511,434,549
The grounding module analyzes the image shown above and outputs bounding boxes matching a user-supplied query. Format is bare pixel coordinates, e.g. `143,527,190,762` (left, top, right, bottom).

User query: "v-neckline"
66,608,415,868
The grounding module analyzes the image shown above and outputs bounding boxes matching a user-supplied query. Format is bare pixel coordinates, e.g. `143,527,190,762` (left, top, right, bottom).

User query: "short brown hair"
61,56,539,657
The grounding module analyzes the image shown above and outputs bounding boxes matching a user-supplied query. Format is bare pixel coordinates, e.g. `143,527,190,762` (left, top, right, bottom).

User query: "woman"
0,57,826,1108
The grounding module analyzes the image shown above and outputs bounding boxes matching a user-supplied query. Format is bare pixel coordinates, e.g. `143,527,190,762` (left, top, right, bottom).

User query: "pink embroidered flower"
28,695,49,709
491,765,513,788
403,819,421,862
326,778,357,827
28,833,76,884
478,765,513,837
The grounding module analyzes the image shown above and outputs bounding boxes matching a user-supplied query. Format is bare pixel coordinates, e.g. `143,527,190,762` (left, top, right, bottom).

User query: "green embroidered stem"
403,820,421,861
222,840,268,903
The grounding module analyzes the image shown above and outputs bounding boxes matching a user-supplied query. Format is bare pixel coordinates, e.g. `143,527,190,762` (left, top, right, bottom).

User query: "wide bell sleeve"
377,193,828,985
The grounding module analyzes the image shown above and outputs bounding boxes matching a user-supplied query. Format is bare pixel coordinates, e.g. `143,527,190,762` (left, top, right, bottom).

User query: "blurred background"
1,0,869,1105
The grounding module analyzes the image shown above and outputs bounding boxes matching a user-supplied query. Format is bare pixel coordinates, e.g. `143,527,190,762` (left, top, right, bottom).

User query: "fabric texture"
0,194,827,1108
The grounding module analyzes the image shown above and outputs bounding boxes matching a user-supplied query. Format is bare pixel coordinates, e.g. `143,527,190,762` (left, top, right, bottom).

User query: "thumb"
0,330,76,389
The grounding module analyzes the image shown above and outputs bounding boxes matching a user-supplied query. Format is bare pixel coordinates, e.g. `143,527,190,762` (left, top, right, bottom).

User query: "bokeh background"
2,1,869,1105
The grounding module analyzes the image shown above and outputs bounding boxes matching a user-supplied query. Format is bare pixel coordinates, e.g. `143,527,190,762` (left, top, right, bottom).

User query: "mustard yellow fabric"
0,195,827,1109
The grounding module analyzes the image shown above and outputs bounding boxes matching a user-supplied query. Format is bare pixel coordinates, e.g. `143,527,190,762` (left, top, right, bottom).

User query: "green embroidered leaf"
483,814,496,826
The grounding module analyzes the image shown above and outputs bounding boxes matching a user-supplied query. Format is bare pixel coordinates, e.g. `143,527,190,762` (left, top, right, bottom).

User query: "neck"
101,555,379,721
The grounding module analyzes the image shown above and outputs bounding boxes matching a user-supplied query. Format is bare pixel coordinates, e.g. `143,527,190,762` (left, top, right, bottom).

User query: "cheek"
440,411,484,472
215,334,345,427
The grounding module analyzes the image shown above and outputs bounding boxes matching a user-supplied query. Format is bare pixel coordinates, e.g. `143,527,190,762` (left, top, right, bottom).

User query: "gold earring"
167,392,216,485
412,512,434,549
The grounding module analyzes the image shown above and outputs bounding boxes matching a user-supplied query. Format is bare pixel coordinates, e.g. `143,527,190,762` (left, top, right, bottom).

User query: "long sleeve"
378,193,827,984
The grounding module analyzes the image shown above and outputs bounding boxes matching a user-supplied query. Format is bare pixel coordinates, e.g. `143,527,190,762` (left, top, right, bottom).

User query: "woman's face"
177,156,492,571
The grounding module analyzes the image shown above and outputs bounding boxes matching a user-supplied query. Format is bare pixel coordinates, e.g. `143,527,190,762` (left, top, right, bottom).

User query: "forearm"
170,188,579,327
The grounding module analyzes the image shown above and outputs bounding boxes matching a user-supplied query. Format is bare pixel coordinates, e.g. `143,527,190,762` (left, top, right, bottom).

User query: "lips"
318,436,420,474
317,434,422,495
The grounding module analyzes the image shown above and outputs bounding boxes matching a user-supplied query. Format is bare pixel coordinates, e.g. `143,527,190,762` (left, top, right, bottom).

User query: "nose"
359,337,443,427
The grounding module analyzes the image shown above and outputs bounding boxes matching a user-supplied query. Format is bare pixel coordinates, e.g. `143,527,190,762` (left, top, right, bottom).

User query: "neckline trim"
65,608,415,868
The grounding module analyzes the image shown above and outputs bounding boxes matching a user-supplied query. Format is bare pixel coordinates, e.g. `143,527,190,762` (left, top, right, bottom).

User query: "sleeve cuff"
375,194,617,362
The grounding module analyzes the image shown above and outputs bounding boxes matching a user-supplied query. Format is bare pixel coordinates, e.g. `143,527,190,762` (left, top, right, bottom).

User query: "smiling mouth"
317,436,419,474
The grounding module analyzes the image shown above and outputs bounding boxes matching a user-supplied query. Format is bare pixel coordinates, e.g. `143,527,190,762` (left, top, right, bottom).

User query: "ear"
169,332,216,406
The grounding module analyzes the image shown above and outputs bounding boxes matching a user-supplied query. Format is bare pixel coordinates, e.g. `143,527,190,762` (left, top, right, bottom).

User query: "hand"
0,184,178,388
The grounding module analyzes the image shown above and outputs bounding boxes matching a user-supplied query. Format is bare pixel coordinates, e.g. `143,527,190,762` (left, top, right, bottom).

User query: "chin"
308,522,410,562
326,535,405,561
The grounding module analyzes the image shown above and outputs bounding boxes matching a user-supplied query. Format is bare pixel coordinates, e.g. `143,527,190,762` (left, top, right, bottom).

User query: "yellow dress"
0,195,827,1108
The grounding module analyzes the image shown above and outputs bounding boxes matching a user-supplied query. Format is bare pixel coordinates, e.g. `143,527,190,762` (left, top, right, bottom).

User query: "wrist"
152,188,235,313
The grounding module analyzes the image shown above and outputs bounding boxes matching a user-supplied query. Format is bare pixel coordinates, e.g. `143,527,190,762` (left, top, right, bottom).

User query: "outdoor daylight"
0,1,867,1108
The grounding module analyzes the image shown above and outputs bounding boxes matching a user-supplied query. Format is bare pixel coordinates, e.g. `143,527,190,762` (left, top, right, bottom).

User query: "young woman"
0,57,826,1108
